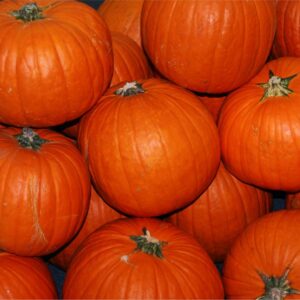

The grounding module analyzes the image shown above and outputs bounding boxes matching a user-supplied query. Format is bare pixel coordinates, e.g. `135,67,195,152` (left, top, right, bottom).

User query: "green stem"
114,81,145,97
130,227,167,258
11,2,45,22
15,128,48,151
258,70,297,102
256,268,300,300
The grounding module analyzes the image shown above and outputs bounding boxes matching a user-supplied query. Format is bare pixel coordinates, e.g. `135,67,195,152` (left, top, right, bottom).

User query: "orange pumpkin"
0,127,90,256
0,252,57,299
273,0,300,57
286,192,300,209
0,0,113,127
78,79,220,217
63,218,224,299
167,162,272,262
110,31,152,87
141,0,276,94
219,57,300,191
198,96,225,123
50,185,124,270
223,210,300,299
98,0,144,46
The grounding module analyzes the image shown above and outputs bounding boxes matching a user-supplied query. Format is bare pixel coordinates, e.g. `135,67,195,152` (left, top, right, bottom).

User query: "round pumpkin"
167,162,272,262
0,0,113,127
50,185,124,270
198,96,226,123
63,217,224,299
0,251,57,299
273,0,300,57
223,210,300,299
110,31,152,87
0,127,90,256
219,57,300,191
78,79,220,217
98,0,143,46
141,0,276,94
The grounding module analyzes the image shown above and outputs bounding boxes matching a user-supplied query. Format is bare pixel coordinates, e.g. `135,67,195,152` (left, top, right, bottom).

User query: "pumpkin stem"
114,81,145,97
15,128,48,151
11,2,46,22
256,268,300,300
258,70,297,102
130,227,167,258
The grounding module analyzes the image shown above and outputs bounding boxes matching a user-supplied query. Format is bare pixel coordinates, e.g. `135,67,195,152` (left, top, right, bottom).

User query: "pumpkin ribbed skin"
78,78,220,217
0,252,57,299
0,0,113,127
141,0,276,94
110,32,152,87
223,210,300,299
0,127,90,256
98,0,143,46
167,162,272,262
273,0,300,57
50,185,124,270
63,218,224,299
219,57,300,191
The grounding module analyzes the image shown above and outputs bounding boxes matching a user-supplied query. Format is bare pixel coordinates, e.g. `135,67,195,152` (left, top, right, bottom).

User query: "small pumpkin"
63,218,224,299
167,162,272,262
0,127,90,256
141,0,276,93
49,185,124,270
223,210,300,299
0,0,113,127
286,192,300,209
273,0,300,57
219,57,300,191
78,79,220,217
98,0,144,46
0,251,57,299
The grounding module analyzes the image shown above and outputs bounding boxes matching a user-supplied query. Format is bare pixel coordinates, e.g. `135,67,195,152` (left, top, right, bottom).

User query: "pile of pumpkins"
0,0,300,298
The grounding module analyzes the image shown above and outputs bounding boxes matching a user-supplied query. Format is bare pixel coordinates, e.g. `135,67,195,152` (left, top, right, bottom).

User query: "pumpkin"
198,96,226,123
167,162,272,262
78,79,220,217
63,217,224,299
286,192,300,209
219,57,300,191
0,127,90,256
141,0,276,94
0,251,57,299
110,31,152,87
49,185,124,270
98,0,144,46
0,0,113,127
273,0,300,57
223,210,300,299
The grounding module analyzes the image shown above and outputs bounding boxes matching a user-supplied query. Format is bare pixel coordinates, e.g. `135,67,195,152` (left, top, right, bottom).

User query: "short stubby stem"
15,128,48,150
114,81,145,97
11,2,45,22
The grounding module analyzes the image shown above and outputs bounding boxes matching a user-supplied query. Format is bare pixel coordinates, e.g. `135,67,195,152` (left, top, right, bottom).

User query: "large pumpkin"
110,31,152,87
0,0,113,127
141,0,276,94
167,162,272,262
0,127,90,256
50,185,124,270
219,57,300,191
63,218,224,299
98,0,144,46
78,79,220,217
0,252,57,299
223,210,300,299
273,0,300,57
